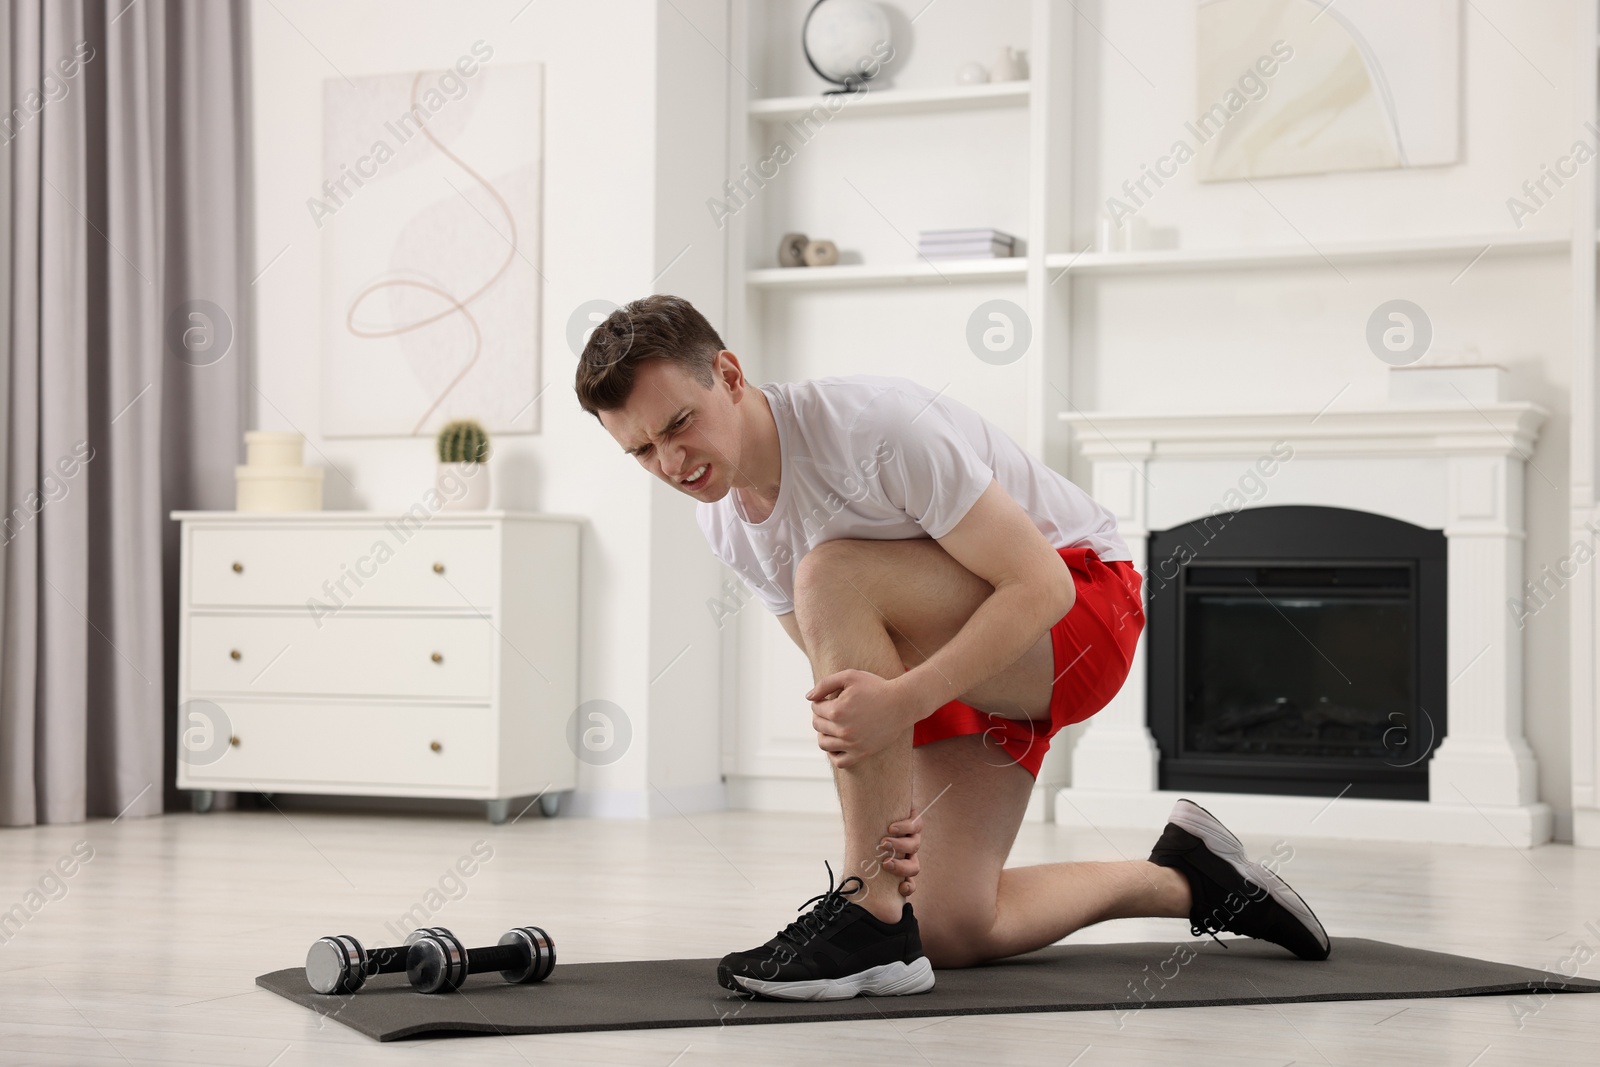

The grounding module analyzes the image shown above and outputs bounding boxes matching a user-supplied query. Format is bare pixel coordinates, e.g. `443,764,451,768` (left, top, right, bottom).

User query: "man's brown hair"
574,294,725,416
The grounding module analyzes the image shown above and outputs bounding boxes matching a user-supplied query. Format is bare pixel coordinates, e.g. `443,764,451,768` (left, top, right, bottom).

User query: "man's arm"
896,479,1076,719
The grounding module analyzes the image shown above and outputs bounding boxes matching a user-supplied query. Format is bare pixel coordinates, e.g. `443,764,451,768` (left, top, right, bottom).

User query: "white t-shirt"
695,375,1129,616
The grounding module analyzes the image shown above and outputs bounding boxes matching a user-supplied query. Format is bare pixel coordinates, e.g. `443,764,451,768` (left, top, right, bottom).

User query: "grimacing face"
597,353,749,501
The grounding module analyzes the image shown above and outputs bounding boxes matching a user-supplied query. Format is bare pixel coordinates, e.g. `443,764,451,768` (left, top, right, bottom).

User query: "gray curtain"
0,0,250,826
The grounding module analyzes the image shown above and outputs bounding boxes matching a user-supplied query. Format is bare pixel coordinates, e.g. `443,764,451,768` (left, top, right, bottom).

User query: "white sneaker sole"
1168,799,1329,955
732,956,935,1001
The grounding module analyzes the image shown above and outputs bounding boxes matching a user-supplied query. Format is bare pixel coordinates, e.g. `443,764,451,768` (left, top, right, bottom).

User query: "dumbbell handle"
459,942,524,975
364,945,413,976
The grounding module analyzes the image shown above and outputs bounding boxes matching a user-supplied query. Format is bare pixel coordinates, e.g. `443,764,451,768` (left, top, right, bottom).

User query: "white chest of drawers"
171,510,580,822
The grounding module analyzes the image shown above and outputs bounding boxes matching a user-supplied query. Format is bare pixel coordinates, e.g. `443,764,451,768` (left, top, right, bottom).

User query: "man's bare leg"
792,546,920,923
791,537,1191,957
909,733,1189,967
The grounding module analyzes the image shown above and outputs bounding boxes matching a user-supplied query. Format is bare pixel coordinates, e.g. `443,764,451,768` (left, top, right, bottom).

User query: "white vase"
991,46,1028,82
437,462,491,511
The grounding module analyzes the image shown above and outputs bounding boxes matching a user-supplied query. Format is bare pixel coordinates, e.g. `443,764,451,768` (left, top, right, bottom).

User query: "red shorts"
910,546,1144,778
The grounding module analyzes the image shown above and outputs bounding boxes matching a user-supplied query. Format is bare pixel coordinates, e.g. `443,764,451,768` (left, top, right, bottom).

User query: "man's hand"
879,807,924,898
807,669,921,769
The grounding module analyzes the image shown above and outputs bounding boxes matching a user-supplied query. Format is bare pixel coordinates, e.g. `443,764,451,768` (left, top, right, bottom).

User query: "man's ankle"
848,885,907,924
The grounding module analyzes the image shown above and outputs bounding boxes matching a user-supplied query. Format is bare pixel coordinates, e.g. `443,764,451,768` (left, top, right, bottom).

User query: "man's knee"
794,539,870,599
792,540,876,631
914,903,996,969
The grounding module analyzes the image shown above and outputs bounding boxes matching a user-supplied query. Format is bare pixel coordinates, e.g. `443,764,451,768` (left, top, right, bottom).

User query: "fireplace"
1145,506,1446,801
1054,404,1551,846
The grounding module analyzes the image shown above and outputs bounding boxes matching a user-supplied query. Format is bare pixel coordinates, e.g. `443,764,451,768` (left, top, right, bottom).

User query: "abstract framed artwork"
1195,0,1461,181
318,55,543,437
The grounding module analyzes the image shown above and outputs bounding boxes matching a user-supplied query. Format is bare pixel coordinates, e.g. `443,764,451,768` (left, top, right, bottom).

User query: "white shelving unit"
1044,230,1570,276
747,80,1029,122
747,257,1026,289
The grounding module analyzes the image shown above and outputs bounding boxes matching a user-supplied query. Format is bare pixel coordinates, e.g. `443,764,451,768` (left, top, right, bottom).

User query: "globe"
803,0,892,89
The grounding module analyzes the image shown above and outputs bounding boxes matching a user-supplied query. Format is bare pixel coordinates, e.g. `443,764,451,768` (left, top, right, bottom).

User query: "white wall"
249,0,730,816
645,0,737,814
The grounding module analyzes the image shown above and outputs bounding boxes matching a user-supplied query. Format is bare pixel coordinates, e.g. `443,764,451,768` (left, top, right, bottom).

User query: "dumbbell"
406,926,556,994
305,927,453,995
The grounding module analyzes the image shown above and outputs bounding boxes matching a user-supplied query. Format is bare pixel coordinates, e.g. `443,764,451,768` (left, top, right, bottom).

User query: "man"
576,295,1330,1002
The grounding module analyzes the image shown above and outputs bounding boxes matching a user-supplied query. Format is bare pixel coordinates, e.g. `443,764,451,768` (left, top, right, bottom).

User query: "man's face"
598,356,743,501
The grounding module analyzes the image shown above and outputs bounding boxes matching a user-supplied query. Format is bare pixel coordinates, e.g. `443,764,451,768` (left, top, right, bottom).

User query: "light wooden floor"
1,803,1597,1066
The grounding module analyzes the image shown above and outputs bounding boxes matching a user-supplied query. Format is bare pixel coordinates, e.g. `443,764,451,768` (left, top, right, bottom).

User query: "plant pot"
437,462,490,510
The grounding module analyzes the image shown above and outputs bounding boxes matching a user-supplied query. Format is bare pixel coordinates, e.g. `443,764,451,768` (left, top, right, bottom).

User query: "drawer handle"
433,562,445,574
430,740,442,753
229,649,242,661
229,735,240,747
232,562,244,573
431,652,443,664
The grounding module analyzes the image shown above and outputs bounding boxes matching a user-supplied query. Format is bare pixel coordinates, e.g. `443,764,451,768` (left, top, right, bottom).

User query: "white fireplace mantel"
1056,403,1552,847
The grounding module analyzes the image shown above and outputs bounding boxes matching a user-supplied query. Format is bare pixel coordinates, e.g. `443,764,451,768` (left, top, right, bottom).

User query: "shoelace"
1188,887,1232,949
1190,916,1230,949
1187,868,1281,950
777,860,866,947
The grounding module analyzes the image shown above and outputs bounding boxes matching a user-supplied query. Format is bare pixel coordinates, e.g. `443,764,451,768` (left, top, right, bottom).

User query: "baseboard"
1552,807,1575,845
724,775,839,813
724,775,1061,822
646,780,727,817
1575,806,1600,848
561,788,649,819
1055,787,1554,848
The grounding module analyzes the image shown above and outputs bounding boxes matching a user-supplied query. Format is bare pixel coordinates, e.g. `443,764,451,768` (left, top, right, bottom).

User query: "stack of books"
917,228,1017,259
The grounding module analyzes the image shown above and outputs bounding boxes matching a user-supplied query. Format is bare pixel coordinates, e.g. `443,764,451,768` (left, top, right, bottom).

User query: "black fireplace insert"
1145,505,1445,800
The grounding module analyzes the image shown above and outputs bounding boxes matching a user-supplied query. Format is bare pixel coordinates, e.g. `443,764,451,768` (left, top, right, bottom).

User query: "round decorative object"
802,239,839,267
802,0,891,92
778,232,810,268
956,61,988,85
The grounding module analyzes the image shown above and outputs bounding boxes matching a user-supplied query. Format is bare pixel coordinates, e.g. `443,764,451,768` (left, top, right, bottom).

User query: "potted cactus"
436,419,492,510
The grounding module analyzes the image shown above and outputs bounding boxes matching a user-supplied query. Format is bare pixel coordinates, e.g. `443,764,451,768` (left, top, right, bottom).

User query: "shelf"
746,81,1029,123
1044,231,1569,276
747,258,1025,290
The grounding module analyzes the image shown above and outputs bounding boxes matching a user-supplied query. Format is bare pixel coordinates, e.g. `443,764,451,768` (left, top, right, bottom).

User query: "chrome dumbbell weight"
406,926,556,994
305,927,453,995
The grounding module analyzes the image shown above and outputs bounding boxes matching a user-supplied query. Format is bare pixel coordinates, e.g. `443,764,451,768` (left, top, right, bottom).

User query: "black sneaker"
716,862,935,1001
1149,799,1331,961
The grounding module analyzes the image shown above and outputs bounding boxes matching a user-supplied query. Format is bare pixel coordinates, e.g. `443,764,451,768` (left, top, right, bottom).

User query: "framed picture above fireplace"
1145,505,1446,802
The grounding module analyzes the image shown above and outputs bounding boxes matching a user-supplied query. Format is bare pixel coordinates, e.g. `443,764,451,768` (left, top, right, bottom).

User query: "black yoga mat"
255,937,1600,1042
